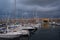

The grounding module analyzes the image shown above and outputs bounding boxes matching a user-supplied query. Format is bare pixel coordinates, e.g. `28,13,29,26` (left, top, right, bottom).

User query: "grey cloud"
17,0,59,6
0,0,60,18
16,0,59,11
17,3,58,12
16,0,60,18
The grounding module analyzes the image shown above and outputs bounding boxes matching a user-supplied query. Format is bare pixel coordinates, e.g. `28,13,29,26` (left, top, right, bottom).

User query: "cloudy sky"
0,0,60,18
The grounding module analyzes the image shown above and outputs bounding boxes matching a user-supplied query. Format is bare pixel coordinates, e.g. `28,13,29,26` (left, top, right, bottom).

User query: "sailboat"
32,9,41,29
0,0,29,39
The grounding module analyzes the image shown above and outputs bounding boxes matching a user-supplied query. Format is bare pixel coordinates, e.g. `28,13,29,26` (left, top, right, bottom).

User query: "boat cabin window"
0,24,6,27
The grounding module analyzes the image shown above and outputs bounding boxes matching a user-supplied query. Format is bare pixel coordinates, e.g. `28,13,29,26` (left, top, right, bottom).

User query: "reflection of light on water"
43,24,49,29
41,24,49,29
52,25,56,28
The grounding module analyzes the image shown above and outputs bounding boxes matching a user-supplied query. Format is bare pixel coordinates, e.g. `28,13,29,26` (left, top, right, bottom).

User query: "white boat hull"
0,32,22,38
0,34,20,38
0,30,29,38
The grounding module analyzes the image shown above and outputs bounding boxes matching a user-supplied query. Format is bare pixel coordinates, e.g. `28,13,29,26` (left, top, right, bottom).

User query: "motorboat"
55,23,60,26
18,24,37,33
0,31,29,38
34,23,41,29
0,24,29,38
49,22,56,25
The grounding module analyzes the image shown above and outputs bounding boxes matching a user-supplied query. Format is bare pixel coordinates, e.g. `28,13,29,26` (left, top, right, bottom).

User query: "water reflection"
30,25,60,40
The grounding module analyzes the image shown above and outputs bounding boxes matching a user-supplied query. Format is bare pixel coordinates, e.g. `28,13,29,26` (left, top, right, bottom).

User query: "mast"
33,9,35,19
21,9,23,24
35,8,37,19
6,11,10,33
14,0,17,24
22,10,23,19
35,8,38,23
34,7,37,19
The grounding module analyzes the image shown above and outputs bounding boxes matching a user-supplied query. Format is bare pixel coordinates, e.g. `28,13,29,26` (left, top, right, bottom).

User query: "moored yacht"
0,23,29,38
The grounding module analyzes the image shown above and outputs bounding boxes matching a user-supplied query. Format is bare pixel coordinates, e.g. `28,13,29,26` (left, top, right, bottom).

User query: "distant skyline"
0,0,60,19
